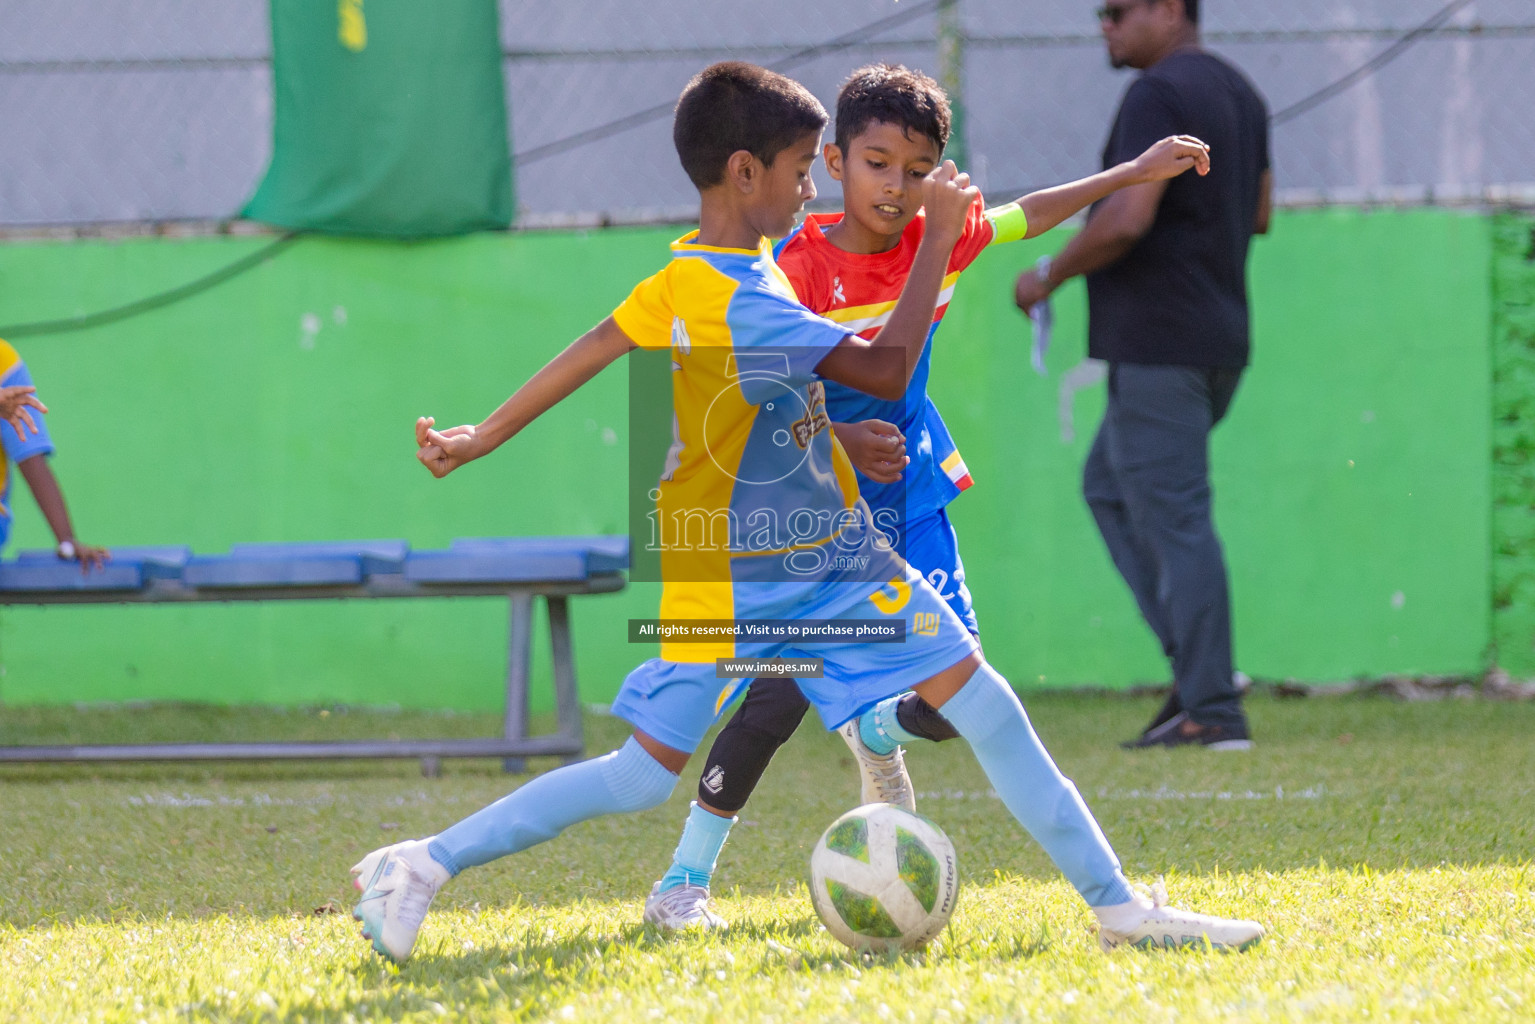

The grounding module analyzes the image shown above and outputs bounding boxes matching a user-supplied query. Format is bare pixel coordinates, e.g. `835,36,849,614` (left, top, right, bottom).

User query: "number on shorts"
926,567,950,598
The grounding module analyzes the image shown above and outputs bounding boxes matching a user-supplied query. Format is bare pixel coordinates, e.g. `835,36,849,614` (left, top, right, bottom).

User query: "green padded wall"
939,207,1491,686
0,208,1494,709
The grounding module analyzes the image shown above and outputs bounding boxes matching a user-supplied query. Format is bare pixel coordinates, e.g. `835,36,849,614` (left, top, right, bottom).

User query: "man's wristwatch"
57,539,76,560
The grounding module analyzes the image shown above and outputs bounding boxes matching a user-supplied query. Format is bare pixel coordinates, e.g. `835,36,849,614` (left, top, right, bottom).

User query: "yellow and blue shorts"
612,536,979,753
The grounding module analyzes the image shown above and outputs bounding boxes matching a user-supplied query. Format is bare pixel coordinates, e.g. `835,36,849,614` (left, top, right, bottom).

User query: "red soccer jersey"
777,197,995,340
772,196,995,519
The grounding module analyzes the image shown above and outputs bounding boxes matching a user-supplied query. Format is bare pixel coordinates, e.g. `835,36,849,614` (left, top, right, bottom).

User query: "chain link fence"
0,0,270,227
2,0,1532,229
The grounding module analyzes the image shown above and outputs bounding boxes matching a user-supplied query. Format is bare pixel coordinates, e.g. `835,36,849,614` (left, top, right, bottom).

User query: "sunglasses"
1096,0,1153,25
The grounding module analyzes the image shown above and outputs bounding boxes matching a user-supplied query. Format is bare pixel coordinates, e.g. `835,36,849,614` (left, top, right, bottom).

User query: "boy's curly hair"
834,64,951,156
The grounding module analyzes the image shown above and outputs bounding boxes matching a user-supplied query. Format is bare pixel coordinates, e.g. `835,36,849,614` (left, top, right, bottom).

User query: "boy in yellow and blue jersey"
647,64,1216,931
348,61,1263,964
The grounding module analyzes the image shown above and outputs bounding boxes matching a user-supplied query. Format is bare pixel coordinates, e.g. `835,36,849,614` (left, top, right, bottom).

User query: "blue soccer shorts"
611,546,979,754
899,507,977,636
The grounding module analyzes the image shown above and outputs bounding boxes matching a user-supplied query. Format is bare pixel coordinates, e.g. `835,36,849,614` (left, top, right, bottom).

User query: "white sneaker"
1096,881,1265,953
349,841,409,892
837,720,917,813
351,838,450,963
643,881,727,931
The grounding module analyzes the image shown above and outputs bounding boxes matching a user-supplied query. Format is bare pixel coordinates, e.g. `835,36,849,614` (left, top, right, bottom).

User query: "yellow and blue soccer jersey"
608,235,981,747
0,340,55,547
613,232,862,659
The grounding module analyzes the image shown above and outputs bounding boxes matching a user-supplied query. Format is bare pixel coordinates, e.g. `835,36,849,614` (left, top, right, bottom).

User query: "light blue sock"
428,736,678,876
859,695,918,755
939,663,1133,907
658,801,737,891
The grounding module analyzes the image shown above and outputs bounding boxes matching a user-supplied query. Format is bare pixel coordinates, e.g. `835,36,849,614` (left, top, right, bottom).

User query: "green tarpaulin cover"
245,0,513,237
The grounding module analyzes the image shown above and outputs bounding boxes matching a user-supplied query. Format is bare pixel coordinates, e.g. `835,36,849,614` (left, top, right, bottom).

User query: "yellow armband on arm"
984,201,1029,245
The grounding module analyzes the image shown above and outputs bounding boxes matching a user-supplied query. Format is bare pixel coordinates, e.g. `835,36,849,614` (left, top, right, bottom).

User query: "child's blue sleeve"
0,362,53,463
725,281,851,403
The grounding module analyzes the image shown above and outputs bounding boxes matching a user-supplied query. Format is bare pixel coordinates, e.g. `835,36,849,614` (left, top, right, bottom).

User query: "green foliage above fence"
1491,214,1535,676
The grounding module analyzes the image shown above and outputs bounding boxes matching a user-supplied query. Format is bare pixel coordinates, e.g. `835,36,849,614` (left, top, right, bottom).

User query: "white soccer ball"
808,803,959,952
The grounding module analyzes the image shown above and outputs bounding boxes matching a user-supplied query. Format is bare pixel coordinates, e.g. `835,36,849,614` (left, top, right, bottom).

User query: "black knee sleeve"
896,692,960,743
696,678,810,813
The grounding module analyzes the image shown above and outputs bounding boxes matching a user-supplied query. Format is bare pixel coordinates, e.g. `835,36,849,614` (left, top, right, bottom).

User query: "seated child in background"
0,339,109,570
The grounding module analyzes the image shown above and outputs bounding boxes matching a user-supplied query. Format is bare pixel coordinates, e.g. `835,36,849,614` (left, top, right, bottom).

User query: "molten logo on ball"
809,803,959,952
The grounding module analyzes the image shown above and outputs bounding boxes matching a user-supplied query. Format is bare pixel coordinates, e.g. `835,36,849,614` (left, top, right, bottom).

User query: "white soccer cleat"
350,841,409,892
351,838,450,963
643,881,728,931
1097,881,1265,953
837,720,917,813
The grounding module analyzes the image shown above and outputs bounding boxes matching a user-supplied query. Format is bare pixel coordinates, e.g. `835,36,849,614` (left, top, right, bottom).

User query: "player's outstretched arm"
1012,137,1211,311
817,161,978,400
997,135,1209,242
416,316,636,478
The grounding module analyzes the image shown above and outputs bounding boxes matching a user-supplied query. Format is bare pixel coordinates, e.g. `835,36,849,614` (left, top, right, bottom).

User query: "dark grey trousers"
1083,362,1246,728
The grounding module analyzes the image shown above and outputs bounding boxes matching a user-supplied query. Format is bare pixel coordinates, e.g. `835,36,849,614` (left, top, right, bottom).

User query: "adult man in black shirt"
1014,0,1271,749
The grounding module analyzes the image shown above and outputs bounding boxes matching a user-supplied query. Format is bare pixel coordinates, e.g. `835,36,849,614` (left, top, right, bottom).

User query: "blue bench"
0,545,190,591
0,537,628,773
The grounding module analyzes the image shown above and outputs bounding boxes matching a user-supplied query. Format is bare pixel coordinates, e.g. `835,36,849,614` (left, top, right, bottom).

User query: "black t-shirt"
1086,50,1270,368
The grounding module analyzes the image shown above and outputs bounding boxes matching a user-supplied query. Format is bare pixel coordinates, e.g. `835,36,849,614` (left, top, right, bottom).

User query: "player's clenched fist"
415,416,482,478
832,419,908,485
920,160,981,244
1130,135,1211,183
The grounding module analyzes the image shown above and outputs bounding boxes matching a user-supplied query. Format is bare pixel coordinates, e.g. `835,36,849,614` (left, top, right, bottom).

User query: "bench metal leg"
546,595,585,764
502,592,534,773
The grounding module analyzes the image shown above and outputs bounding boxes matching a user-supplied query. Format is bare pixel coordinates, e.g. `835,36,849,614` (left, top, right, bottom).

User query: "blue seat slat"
227,540,407,576
13,546,190,582
447,536,630,574
0,561,145,592
405,550,591,584
184,555,363,588
1,538,623,593
15,545,191,566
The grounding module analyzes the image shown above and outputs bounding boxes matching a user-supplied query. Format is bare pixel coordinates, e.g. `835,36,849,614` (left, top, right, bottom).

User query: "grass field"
2,691,1534,1023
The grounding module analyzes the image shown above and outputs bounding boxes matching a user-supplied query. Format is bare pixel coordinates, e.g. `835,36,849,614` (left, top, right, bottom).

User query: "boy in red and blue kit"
645,65,1225,943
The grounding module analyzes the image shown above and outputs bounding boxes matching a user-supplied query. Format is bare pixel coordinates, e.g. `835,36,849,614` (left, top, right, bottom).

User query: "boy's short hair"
673,62,829,189
1183,0,1200,24
833,64,951,156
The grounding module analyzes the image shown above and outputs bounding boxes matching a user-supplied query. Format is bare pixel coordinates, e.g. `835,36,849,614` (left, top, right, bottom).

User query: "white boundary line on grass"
916,784,1328,803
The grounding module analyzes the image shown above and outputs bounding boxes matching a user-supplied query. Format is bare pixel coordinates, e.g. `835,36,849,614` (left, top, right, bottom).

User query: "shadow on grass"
390,909,1028,983
250,915,1056,1024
